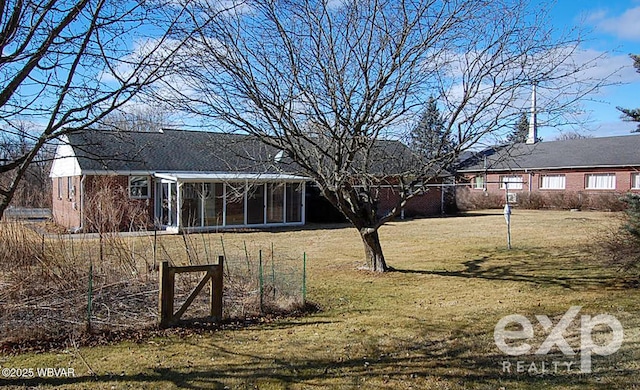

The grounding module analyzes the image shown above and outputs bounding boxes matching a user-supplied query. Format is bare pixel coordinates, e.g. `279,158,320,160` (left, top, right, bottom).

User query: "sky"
545,0,640,139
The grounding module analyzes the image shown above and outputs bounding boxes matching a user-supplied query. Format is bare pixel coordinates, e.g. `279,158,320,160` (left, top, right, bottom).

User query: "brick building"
50,129,445,232
457,134,640,210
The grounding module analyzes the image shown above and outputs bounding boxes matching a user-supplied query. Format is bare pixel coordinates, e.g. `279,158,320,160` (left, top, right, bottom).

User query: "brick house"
50,129,445,232
50,129,308,232
457,134,640,209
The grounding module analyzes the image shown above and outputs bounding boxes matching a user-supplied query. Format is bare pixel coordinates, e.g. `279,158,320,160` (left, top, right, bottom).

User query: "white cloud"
588,6,640,41
571,48,638,85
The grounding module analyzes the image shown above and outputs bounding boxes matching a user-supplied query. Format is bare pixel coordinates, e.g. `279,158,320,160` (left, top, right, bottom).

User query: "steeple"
526,82,538,144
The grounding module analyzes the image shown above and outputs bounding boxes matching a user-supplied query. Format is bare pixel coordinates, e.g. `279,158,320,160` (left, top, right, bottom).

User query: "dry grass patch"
1,210,639,389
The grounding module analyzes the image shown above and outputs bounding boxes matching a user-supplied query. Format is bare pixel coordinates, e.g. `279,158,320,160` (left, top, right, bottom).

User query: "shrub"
456,189,504,210
517,192,544,209
84,176,151,233
584,192,627,212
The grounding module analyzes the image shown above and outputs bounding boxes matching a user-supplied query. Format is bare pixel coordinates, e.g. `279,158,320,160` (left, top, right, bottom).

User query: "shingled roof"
67,129,285,174
459,134,640,172
65,129,420,176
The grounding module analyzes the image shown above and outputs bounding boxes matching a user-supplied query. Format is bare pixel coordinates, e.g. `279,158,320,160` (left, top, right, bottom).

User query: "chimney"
526,82,537,144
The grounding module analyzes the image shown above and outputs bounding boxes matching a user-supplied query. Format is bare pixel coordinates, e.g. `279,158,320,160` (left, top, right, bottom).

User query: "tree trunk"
360,227,388,272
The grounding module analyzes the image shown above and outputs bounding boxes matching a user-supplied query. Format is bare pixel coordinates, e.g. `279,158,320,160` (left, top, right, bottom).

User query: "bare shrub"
0,222,156,344
584,192,626,211
456,190,504,210
517,192,544,209
84,176,151,233
459,189,630,212
0,221,44,268
0,224,306,349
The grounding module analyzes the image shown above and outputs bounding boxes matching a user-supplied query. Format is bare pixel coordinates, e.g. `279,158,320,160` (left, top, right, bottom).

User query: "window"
129,176,150,198
632,173,640,190
267,183,285,223
472,176,485,190
286,183,303,223
203,183,223,226
67,177,74,199
181,183,202,227
57,177,63,199
500,175,523,190
247,184,266,224
225,183,245,225
540,175,566,190
585,174,616,190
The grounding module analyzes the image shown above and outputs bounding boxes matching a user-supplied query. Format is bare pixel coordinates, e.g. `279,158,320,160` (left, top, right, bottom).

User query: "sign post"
503,202,512,250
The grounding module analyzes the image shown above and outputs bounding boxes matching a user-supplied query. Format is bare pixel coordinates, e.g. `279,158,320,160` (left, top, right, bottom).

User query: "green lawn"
2,210,639,389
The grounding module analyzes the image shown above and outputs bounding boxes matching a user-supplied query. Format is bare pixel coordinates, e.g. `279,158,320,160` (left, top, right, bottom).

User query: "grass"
1,210,639,389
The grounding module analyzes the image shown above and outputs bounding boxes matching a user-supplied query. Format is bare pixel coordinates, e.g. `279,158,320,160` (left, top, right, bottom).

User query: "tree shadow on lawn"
391,249,630,290
11,330,632,389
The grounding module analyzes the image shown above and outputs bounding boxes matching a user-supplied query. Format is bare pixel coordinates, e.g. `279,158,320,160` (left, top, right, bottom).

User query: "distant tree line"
0,122,53,208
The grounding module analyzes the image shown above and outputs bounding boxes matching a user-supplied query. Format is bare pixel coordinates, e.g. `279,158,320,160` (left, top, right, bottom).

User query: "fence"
3,207,52,220
158,258,224,328
0,223,307,346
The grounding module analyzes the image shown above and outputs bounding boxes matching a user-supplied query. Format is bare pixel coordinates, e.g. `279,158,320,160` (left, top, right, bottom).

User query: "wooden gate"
158,256,224,328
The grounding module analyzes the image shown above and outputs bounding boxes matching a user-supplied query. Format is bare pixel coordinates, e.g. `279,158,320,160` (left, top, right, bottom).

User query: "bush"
456,189,630,212
584,192,627,211
84,176,151,233
517,192,545,209
456,190,504,210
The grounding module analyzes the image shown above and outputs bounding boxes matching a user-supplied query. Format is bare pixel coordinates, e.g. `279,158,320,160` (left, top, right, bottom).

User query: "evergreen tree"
410,96,453,160
617,54,640,132
507,112,529,143
622,193,640,243
604,193,640,274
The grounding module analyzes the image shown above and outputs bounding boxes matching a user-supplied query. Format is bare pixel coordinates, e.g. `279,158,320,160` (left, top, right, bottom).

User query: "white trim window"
67,177,74,199
472,176,485,190
540,174,566,190
585,173,616,190
129,176,150,199
57,177,63,199
632,173,640,190
500,175,523,190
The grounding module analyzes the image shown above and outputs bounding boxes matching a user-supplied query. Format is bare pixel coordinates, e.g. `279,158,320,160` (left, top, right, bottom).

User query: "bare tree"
98,105,173,133
0,121,54,208
164,0,611,271
0,0,193,218
554,131,592,141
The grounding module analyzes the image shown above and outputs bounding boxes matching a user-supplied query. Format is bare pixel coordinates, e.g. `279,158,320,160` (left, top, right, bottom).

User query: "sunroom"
153,173,307,231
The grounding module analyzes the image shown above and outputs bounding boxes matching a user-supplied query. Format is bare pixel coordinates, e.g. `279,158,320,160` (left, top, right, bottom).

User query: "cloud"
571,48,638,85
588,6,640,41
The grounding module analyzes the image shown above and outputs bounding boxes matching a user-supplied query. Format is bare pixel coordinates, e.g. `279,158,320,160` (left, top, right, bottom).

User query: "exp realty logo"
494,306,623,374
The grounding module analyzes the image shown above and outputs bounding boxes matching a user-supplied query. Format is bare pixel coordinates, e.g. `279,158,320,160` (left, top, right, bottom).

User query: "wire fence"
0,222,307,347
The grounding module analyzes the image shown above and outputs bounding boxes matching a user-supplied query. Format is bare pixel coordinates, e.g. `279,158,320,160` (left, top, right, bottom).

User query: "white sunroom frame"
153,172,307,232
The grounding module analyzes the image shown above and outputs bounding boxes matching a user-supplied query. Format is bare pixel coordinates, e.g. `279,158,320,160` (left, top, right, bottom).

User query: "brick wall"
51,175,82,229
52,175,155,231
377,187,443,217
84,175,155,232
458,167,640,210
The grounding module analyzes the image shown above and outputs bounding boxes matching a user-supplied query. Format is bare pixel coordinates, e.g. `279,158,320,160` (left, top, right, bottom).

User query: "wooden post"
210,255,224,321
159,261,174,328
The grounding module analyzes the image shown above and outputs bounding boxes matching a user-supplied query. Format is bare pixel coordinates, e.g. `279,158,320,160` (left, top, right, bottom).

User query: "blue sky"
545,0,640,139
